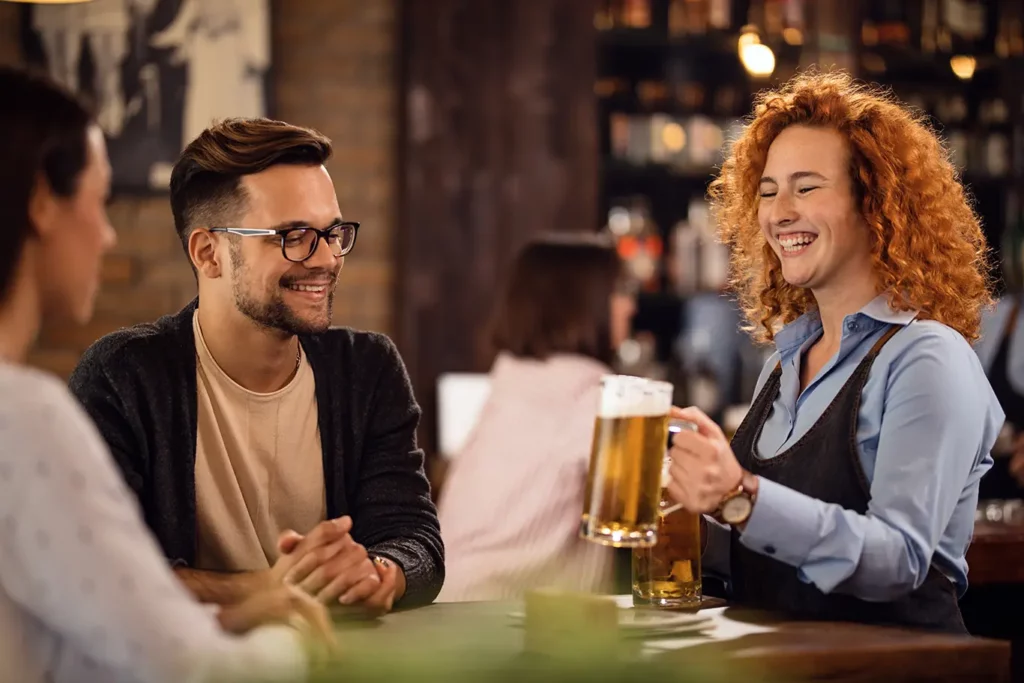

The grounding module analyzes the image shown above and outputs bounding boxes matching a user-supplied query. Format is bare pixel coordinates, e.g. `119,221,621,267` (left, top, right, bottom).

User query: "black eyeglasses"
208,221,360,262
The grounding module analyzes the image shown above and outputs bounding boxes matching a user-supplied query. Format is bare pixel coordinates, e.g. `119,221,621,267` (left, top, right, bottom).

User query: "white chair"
436,373,491,460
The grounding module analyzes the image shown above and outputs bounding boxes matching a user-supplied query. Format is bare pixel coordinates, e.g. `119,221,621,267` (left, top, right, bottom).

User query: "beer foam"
597,375,672,418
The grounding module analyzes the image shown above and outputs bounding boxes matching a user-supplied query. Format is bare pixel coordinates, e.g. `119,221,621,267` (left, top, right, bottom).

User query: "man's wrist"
370,554,407,602
244,568,275,597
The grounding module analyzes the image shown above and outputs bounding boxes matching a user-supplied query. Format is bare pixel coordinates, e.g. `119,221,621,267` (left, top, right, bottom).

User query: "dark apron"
728,324,966,633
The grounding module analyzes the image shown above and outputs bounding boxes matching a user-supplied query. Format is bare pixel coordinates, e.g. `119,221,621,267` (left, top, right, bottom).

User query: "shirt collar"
774,294,918,356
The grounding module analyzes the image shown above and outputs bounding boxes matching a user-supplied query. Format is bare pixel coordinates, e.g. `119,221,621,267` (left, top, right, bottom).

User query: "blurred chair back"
436,372,491,460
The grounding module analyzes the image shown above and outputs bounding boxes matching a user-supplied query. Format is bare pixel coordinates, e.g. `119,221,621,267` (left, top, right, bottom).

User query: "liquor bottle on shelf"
1011,18,1024,56
595,0,652,30
609,112,632,161
764,0,785,40
936,94,970,171
636,80,671,111
605,197,663,292
943,0,985,54
617,114,651,166
691,200,730,292
709,0,732,31
650,114,687,166
874,0,910,46
921,0,940,53
595,0,616,30
622,0,652,29
669,0,708,37
782,0,805,45
670,217,700,295
979,98,1010,179
996,15,1024,58
669,199,729,295
682,116,726,172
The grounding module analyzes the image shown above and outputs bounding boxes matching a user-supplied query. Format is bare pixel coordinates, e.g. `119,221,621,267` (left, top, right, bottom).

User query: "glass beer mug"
580,375,697,551
631,438,703,608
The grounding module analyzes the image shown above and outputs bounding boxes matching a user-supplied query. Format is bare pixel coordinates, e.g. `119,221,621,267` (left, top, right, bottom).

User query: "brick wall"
0,0,398,377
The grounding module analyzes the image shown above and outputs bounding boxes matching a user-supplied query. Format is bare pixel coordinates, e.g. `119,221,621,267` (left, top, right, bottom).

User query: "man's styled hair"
169,118,333,263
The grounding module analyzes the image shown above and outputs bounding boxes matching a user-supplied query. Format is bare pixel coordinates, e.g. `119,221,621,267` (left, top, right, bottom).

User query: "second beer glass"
632,454,703,608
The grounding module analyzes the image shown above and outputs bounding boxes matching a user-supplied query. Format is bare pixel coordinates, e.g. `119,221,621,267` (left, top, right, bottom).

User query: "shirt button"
846,320,858,332
765,545,777,555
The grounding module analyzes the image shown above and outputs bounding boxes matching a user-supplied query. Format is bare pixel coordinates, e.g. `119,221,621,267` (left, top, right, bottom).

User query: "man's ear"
189,228,223,279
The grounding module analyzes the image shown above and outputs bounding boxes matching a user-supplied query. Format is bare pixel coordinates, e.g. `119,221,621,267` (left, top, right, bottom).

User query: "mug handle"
660,419,698,517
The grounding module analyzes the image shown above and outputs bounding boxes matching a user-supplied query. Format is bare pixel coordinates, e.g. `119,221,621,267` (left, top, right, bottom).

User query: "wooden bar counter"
331,598,1010,683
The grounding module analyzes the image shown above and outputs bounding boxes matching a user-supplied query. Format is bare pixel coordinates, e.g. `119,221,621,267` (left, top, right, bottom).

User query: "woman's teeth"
779,234,816,253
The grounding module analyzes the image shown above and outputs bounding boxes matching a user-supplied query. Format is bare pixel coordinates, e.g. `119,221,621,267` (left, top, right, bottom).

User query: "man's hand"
262,517,372,591
349,556,402,617
276,524,384,610
666,406,744,514
173,518,370,606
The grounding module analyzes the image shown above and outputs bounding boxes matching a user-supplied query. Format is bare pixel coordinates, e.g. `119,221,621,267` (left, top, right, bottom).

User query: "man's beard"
231,246,336,335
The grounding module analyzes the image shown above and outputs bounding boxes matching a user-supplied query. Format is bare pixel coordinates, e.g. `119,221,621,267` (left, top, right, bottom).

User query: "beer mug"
632,445,702,608
580,375,684,548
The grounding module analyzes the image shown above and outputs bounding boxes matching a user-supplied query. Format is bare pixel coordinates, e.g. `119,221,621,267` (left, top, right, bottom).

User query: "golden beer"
632,498,702,608
580,376,672,548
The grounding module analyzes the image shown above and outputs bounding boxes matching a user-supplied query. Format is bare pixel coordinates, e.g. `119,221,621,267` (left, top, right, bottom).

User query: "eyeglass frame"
207,220,361,262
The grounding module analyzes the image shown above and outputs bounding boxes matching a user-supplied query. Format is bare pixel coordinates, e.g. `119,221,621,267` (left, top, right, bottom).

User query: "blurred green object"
311,650,745,683
299,598,764,683
309,632,750,683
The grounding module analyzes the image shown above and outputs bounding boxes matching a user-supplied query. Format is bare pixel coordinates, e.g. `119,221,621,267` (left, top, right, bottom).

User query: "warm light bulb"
949,55,976,80
740,43,776,77
738,30,760,51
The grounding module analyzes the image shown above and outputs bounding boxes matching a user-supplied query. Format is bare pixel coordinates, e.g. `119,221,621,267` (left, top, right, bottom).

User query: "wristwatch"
713,470,758,527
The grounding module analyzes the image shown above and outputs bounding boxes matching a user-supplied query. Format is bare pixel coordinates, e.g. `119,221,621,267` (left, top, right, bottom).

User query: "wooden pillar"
397,0,599,454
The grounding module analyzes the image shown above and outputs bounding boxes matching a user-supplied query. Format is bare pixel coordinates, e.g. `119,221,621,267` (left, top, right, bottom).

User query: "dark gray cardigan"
68,298,444,607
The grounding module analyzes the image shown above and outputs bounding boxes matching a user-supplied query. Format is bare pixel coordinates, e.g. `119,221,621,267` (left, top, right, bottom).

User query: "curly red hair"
709,70,993,343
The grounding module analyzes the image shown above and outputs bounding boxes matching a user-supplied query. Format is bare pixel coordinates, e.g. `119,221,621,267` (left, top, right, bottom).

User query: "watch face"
722,495,752,525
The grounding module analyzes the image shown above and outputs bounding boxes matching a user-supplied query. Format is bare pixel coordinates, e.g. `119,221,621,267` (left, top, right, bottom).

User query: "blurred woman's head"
491,233,634,366
0,67,115,330
709,70,991,342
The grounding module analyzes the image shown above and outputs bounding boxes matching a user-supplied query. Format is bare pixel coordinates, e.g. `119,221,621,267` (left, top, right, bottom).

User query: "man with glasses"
68,118,443,616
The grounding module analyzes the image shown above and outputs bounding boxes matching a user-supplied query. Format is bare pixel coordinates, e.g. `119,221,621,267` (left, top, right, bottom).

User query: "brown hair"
490,233,623,365
169,117,333,261
0,67,94,303
709,70,993,342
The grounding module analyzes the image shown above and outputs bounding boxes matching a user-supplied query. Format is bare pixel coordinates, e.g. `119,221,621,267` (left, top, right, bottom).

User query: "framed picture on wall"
20,0,272,193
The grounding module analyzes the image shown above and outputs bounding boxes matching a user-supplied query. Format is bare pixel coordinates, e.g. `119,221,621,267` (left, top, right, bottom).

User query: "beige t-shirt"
193,312,326,572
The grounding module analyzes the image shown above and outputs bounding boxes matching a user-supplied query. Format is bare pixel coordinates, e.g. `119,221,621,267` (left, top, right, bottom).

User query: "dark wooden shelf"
598,27,739,54
598,97,749,119
602,158,716,186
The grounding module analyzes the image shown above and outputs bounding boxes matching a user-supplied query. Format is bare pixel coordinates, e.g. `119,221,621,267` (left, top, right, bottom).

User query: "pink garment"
437,353,615,602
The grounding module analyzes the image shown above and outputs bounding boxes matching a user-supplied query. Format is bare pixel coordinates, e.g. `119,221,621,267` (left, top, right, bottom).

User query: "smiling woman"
663,70,1003,634
711,70,991,344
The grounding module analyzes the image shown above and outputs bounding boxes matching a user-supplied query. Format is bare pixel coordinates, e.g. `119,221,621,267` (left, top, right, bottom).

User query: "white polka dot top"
0,364,307,683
